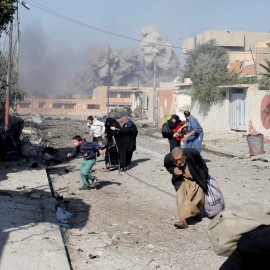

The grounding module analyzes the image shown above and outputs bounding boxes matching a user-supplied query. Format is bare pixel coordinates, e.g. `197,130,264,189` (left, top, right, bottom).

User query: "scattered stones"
88,254,100,259
252,158,268,162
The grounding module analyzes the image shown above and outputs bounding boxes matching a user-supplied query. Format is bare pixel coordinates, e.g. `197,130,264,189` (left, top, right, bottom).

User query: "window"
19,103,30,108
87,104,100,109
109,92,117,98
53,103,63,109
39,102,45,108
64,104,75,109
120,93,131,98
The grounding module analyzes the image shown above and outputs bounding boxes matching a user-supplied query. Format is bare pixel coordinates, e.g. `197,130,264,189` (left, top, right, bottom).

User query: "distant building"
16,85,157,119
183,30,270,78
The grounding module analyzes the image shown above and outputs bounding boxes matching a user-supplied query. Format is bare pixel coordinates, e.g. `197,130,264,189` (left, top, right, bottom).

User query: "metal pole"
107,44,110,116
153,53,156,124
14,1,20,115
5,18,13,131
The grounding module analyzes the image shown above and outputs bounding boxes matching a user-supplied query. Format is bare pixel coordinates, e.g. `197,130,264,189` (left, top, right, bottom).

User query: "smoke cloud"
19,24,180,97
18,24,88,97
76,25,180,94
140,25,180,83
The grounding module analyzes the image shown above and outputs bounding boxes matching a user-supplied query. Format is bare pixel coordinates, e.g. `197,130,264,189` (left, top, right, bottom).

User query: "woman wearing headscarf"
167,114,182,152
103,118,127,171
122,120,138,166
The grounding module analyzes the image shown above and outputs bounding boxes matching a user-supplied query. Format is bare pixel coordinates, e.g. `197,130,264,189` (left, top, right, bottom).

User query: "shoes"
78,185,91,190
174,220,188,229
91,177,97,188
103,167,110,171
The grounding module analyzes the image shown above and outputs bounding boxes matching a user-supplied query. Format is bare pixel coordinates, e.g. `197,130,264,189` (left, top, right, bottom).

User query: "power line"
26,0,182,49
23,1,270,55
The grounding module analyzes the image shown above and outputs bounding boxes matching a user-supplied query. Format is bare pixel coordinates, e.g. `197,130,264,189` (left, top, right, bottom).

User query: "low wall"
173,92,230,132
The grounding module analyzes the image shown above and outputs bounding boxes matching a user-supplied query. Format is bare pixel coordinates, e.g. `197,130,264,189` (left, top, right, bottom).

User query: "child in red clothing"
173,122,188,140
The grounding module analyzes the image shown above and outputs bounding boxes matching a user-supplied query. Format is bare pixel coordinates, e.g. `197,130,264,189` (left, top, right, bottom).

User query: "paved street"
0,162,70,270
48,123,270,270
1,121,270,270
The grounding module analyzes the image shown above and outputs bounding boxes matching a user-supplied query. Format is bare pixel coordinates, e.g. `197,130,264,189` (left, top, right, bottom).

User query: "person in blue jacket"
178,110,204,152
67,135,104,190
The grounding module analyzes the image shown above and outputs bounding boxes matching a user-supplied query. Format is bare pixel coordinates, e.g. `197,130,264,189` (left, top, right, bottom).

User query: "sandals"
174,220,188,229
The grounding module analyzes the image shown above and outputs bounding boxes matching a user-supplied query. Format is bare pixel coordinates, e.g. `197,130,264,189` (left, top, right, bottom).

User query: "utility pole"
153,53,157,124
15,1,20,115
5,18,13,131
107,44,110,116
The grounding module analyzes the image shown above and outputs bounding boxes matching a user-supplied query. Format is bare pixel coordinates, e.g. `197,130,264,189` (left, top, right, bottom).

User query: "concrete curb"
0,163,70,270
202,143,251,159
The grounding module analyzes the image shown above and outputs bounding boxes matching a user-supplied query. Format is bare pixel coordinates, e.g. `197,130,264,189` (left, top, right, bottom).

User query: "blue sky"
2,0,270,93
17,0,270,54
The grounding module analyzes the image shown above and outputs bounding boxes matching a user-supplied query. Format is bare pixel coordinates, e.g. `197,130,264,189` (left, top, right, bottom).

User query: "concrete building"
17,86,133,117
183,30,270,78
173,84,270,143
17,86,156,119
158,79,192,123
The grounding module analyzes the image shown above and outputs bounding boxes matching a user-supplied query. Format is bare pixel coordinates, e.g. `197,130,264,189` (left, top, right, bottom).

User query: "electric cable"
26,0,270,55
26,0,182,49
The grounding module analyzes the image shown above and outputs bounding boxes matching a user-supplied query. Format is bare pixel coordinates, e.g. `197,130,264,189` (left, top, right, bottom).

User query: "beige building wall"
173,84,270,143
174,91,229,132
183,30,270,64
197,30,245,47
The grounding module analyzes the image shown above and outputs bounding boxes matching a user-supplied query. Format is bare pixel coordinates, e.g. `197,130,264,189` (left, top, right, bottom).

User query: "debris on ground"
251,158,268,162
88,254,100,259
32,113,45,124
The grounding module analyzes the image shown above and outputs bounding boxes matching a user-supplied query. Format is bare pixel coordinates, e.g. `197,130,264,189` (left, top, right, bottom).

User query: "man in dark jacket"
164,147,208,228
67,135,104,190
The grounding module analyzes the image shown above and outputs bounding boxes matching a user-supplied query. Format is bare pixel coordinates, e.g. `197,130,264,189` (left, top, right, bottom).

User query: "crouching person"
67,135,104,190
164,147,208,228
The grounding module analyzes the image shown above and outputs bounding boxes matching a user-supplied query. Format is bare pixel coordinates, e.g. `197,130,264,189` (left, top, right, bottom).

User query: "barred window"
53,103,63,109
109,92,117,98
19,103,30,108
120,93,130,98
87,104,100,109
64,104,75,109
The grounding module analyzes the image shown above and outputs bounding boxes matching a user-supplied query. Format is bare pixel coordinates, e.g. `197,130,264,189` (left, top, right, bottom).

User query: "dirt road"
43,120,270,270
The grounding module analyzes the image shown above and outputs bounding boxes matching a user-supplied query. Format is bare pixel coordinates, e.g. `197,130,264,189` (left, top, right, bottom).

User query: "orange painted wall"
158,89,176,123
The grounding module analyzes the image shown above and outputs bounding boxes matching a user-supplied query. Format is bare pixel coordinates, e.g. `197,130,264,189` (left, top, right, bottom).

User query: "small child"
67,135,104,190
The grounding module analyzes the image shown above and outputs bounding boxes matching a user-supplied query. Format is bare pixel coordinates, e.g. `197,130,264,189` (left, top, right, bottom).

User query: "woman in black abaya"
167,114,182,152
103,118,127,171
123,120,138,166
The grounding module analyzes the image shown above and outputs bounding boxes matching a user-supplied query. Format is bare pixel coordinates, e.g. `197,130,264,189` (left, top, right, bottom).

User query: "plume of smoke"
19,24,180,96
140,25,180,84
19,24,88,97
111,48,141,86
76,25,180,93
76,46,142,94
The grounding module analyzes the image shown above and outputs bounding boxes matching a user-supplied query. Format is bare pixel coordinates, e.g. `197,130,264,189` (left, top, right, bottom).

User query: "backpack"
204,175,225,218
161,123,170,138
208,204,270,257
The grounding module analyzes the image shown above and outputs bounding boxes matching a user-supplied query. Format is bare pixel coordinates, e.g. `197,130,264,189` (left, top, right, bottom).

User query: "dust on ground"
24,118,270,270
